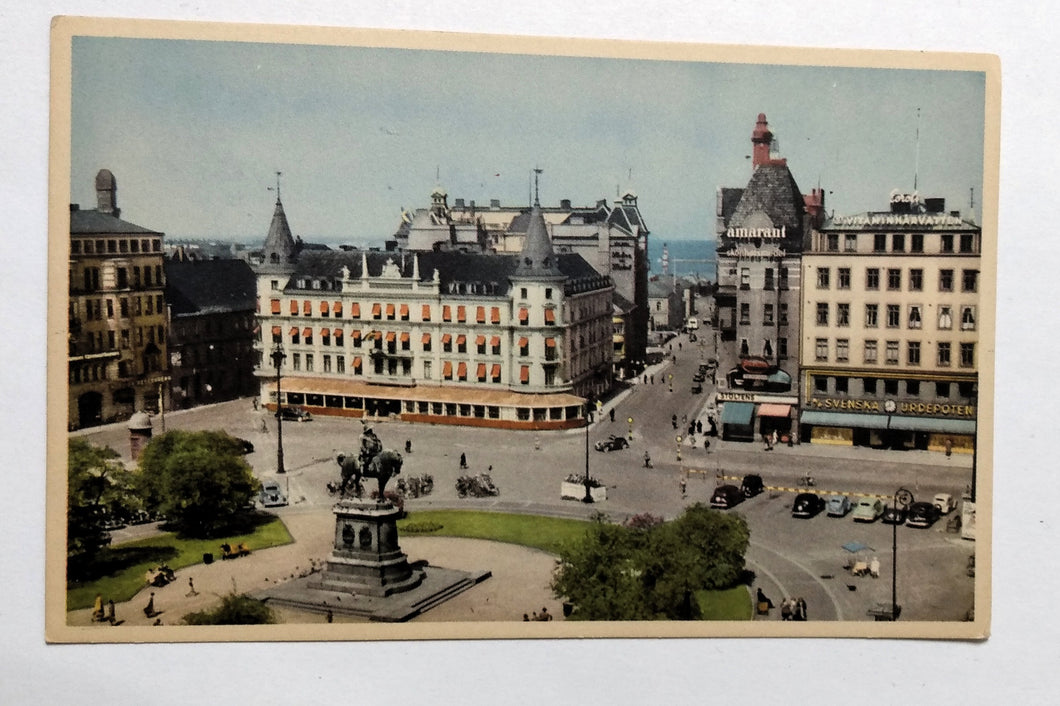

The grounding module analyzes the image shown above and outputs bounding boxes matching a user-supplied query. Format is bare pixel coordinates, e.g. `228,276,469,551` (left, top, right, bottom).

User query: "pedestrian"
252,397,260,411
326,609,334,623
781,598,793,621
106,599,116,624
405,439,412,453
688,423,695,436
92,594,105,622
144,592,156,618
539,607,553,621
643,374,648,384
704,439,710,452
459,452,468,469
186,577,198,597
945,438,953,458
651,374,655,384
679,478,687,497
671,414,678,429
523,613,530,621
771,430,779,447
696,420,703,434
756,588,774,615
260,418,269,434
678,342,682,351
795,598,807,621
609,408,615,423
487,465,493,473
644,451,652,468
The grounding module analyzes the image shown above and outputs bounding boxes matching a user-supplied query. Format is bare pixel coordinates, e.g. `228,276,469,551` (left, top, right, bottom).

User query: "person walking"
459,452,468,469
679,477,687,498
643,451,652,468
609,408,615,423
405,439,412,453
144,592,157,618
106,599,116,624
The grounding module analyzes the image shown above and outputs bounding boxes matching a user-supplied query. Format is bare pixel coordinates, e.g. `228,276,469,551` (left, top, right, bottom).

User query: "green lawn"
399,510,751,620
696,585,753,621
67,517,293,611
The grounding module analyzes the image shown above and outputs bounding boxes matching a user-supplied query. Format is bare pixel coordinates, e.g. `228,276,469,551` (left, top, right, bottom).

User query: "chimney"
560,199,571,209
454,198,465,208
95,169,120,217
490,199,501,209
751,113,773,168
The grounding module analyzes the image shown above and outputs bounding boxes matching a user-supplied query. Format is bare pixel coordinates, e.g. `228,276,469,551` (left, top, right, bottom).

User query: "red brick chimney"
752,113,773,168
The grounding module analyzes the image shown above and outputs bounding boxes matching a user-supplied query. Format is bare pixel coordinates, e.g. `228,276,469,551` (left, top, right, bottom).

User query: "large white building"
253,193,614,430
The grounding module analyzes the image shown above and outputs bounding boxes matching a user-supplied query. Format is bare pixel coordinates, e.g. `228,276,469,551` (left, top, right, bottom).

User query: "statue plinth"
307,499,424,597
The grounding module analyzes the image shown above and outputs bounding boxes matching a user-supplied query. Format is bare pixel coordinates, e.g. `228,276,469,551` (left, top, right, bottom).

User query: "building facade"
712,114,824,441
68,170,169,428
799,192,981,452
254,196,614,430
165,257,259,409
647,278,685,331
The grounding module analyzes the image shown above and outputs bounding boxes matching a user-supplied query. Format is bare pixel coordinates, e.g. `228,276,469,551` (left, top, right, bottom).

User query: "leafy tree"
182,592,277,625
552,503,750,621
68,439,135,562
136,430,260,538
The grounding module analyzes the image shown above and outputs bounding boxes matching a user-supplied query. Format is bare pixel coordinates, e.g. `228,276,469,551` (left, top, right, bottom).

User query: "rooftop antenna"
969,187,975,211
267,171,283,201
914,107,921,192
533,167,543,206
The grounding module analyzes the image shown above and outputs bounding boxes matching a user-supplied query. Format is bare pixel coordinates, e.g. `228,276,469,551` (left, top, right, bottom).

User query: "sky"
70,36,986,246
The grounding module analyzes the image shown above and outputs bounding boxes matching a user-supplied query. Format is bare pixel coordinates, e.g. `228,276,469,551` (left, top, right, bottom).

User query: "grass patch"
397,510,589,554
695,585,753,621
67,516,293,611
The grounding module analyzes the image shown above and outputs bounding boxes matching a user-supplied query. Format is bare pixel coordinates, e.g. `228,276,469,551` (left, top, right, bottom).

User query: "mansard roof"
69,207,160,236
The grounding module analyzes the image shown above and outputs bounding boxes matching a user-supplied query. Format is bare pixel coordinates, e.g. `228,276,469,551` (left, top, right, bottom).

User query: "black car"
594,435,629,452
692,372,706,383
741,474,764,497
710,484,743,509
277,406,312,422
906,501,940,528
881,504,907,525
792,492,825,518
691,383,703,394
234,437,255,454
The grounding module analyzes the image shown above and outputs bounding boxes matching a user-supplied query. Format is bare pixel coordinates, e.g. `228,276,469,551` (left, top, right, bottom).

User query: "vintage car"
740,474,765,498
792,493,825,518
852,498,885,522
933,493,958,515
277,406,312,422
881,503,907,525
906,501,940,528
594,435,629,452
710,484,743,510
259,480,288,508
826,495,853,517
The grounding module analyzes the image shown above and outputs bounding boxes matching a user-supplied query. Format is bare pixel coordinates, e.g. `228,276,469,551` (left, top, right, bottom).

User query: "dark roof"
165,259,257,316
262,198,296,262
612,291,635,314
729,164,807,236
515,204,563,278
607,204,648,234
69,207,160,236
718,188,745,229
286,249,608,296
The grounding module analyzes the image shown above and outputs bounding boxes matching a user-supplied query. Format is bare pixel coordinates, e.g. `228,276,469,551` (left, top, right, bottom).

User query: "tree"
136,430,260,538
551,504,750,621
182,592,277,625
68,439,134,563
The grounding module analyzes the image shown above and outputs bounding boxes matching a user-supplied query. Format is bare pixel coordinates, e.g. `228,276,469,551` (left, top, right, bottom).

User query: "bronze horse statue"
336,426,404,502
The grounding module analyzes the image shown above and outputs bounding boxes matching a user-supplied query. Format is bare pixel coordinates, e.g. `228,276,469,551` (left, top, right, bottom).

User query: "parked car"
691,383,703,394
932,493,958,515
852,498,885,522
234,437,255,454
259,480,288,508
826,495,853,517
906,501,940,528
792,493,825,518
692,372,706,383
881,503,907,525
594,435,629,452
740,474,765,498
710,484,743,509
277,406,312,422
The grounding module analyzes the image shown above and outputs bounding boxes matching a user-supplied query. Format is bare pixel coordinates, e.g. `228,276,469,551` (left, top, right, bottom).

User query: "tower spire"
533,167,543,206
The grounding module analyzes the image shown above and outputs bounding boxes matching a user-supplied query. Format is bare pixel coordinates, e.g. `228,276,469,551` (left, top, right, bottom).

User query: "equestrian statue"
335,422,404,502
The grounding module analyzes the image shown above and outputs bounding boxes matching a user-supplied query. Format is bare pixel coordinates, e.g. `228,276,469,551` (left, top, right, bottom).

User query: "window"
545,287,553,299
816,302,829,326
423,361,432,379
337,356,345,374
865,304,878,328
779,267,789,290
938,306,953,330
864,340,878,364
936,381,951,398
120,298,129,318
443,334,452,353
835,376,849,394
892,233,905,252
778,337,788,358
815,338,828,361
520,287,528,299
909,269,923,291
960,233,975,253
740,303,750,325
292,353,301,371
939,269,954,292
906,379,920,396
887,268,901,290
763,339,773,357
961,306,976,330
884,379,899,395
886,304,900,328
960,342,975,367
837,303,850,326
911,233,924,253
863,377,877,394
477,336,486,355
826,233,839,252
907,341,921,366
873,233,887,252
457,335,467,354
814,375,828,393
323,355,332,373
763,303,774,325
817,268,830,289
941,234,954,253
908,305,922,329
962,269,978,292
305,354,314,372
519,337,529,357
937,342,951,366
740,267,750,289
958,381,976,398
836,338,849,362
866,268,879,290
838,268,851,289
886,340,899,364
764,268,774,290
779,303,789,325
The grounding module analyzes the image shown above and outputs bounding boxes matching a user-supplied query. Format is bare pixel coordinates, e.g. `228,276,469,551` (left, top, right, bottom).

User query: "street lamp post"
676,435,682,462
583,403,594,504
890,487,914,621
270,343,287,475
627,416,634,441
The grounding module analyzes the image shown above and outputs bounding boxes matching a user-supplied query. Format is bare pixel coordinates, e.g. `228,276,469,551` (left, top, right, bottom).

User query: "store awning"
887,416,977,434
767,369,792,384
800,410,890,430
757,403,791,418
720,402,755,426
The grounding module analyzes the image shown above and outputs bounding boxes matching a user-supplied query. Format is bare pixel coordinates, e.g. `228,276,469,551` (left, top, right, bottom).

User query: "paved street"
73,331,976,622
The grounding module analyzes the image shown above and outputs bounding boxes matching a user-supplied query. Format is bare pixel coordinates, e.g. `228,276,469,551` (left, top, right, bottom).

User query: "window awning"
422,304,431,320
352,356,362,369
491,364,501,378
544,308,556,324
371,303,381,316
442,333,452,344
290,300,299,314
457,362,467,377
289,327,299,336
385,303,395,317
271,299,281,314
385,331,396,342
352,330,361,341
475,335,486,345
490,336,500,347
456,335,466,345
271,326,281,335
443,305,452,321
319,328,330,337
333,330,343,339
757,403,791,418
491,307,501,324
720,401,755,426
520,365,530,382
351,303,361,318
332,302,342,315
545,337,556,348
320,301,329,314
800,410,890,430
399,332,410,343
422,333,431,345
443,361,453,377
399,304,409,318
477,363,487,378
518,337,529,348
476,306,486,323
303,301,312,315
303,327,312,337
518,307,529,322
457,306,466,321
887,416,977,434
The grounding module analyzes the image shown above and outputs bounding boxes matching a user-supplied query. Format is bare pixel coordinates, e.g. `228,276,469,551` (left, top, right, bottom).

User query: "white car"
259,480,288,508
933,493,958,515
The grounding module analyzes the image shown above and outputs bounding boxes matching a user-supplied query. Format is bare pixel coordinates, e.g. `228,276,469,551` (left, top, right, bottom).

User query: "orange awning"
757,403,792,418
457,306,466,322
422,304,431,320
303,327,312,337
399,304,409,318
545,337,556,348
351,303,361,318
290,300,299,315
334,329,343,339
385,303,395,317
352,357,362,369
320,328,331,337
476,306,486,323
443,361,453,377
289,327,299,336
520,365,530,382
422,333,431,345
352,330,362,341
385,331,396,342
442,333,452,344
371,303,381,317
518,337,529,348
544,309,556,323
456,335,466,345
457,362,467,378
320,301,329,314
518,307,529,322
477,363,487,379
443,305,452,321
491,364,501,379
491,307,501,324
490,336,500,347
332,301,342,315
475,335,486,345
303,301,312,316
271,299,281,314
400,332,410,343
271,326,282,335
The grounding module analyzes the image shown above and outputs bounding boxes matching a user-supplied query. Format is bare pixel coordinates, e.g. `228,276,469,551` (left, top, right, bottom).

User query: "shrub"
182,592,277,625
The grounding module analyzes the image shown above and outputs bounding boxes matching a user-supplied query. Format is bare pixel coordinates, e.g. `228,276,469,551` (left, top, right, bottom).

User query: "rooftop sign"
725,226,786,239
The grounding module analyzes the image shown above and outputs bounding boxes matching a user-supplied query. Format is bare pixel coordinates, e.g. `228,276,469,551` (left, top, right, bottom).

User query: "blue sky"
71,37,986,244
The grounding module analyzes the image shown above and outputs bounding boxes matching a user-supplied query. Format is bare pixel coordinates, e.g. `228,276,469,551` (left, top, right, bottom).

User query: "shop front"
716,391,799,442
800,408,976,451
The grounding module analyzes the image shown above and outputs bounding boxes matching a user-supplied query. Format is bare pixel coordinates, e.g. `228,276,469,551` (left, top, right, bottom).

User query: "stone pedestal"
308,500,424,597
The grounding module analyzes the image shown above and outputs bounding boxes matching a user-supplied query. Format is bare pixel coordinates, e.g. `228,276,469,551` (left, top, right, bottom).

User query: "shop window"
906,379,920,396
884,378,899,395
835,376,849,394
488,406,500,419
958,381,976,398
936,381,951,398
863,377,877,395
445,403,457,416
814,375,828,393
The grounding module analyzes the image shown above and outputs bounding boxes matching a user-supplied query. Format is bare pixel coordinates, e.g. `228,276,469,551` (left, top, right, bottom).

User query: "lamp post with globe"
270,343,287,475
